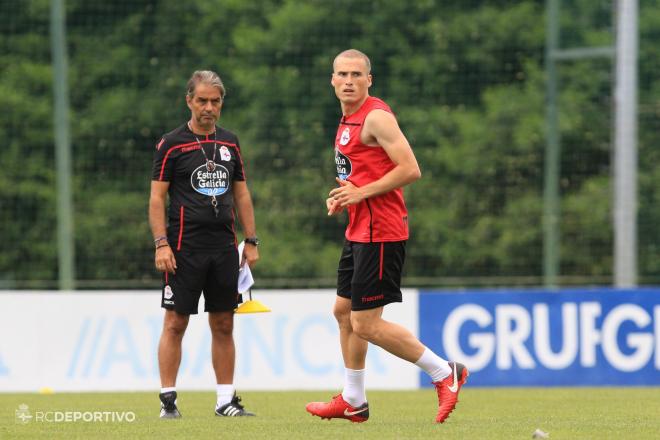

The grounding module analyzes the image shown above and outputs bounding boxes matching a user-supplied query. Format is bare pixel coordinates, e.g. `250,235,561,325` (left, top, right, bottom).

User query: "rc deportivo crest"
339,127,350,145
219,146,231,162
164,285,174,300
191,164,230,196
335,148,352,180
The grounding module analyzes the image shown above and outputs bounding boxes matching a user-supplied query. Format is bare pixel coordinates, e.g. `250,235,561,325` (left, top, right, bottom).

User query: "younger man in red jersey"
305,49,468,424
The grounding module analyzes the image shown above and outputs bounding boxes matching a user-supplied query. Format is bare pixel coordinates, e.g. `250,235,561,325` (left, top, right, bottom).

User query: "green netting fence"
1,0,659,289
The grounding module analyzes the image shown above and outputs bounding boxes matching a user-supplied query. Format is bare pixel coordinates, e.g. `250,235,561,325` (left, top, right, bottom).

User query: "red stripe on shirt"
158,141,243,181
158,141,200,180
230,209,237,247
177,206,184,250
232,147,247,181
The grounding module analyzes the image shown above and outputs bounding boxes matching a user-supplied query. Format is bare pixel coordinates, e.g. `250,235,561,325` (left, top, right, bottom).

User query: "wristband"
153,235,168,244
244,237,260,246
156,243,170,249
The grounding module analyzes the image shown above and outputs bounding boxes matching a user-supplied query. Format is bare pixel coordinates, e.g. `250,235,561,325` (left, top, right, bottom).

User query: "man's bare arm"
330,110,421,206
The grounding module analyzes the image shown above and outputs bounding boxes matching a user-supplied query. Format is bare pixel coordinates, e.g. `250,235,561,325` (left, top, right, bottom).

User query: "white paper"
237,241,254,294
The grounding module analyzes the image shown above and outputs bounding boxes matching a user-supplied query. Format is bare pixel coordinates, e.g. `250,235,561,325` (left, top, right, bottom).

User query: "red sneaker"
306,394,369,423
433,361,469,423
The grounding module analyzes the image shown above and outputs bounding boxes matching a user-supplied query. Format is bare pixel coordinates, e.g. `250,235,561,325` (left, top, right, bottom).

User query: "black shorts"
161,247,239,315
337,240,406,311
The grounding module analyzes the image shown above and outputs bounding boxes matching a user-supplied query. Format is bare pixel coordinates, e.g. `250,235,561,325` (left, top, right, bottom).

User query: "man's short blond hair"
333,49,371,73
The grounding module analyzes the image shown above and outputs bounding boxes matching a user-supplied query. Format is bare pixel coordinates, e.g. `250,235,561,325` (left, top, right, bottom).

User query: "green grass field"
1,388,658,439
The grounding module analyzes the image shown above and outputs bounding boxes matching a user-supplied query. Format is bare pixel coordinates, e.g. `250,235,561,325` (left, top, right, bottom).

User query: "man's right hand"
155,245,177,274
326,196,345,216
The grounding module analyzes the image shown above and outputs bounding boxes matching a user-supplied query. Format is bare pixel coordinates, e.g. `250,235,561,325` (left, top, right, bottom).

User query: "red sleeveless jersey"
334,96,409,242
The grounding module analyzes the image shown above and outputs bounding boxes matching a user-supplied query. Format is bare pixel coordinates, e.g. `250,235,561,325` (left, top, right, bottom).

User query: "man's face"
331,56,372,105
186,83,223,129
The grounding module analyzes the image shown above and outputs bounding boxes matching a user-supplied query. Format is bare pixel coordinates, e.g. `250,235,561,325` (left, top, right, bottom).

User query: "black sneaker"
159,391,181,419
215,393,255,417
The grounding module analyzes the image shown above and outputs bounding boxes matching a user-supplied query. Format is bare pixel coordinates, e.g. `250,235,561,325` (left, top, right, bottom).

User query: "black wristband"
244,237,260,246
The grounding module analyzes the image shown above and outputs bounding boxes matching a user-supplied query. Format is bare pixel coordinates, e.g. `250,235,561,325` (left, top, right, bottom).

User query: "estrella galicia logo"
191,164,230,196
335,148,352,181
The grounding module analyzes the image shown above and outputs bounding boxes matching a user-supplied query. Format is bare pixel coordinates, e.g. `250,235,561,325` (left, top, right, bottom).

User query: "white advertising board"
0,290,419,392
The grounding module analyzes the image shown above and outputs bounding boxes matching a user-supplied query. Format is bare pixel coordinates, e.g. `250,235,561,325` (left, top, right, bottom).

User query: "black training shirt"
152,123,246,250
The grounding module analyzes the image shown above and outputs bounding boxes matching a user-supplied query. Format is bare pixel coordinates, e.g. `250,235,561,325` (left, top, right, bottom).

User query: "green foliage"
2,0,660,287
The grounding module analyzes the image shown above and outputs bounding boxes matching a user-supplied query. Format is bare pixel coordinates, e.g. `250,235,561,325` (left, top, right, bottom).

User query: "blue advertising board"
419,288,660,387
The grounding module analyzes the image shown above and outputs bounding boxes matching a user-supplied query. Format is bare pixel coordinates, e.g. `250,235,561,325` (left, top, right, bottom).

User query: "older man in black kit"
149,70,260,418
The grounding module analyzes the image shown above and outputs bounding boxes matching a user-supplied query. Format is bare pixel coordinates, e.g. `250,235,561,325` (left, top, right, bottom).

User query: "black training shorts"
161,247,239,315
337,240,406,311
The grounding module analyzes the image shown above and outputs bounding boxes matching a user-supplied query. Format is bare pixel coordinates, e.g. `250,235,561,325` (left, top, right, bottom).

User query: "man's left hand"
242,242,259,268
329,177,366,207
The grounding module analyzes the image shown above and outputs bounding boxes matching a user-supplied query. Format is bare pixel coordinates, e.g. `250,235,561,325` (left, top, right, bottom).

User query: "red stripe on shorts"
379,243,384,280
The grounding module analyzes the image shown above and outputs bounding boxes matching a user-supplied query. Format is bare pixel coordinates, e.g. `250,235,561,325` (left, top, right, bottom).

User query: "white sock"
160,386,176,394
341,368,367,407
216,384,235,408
415,347,451,382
